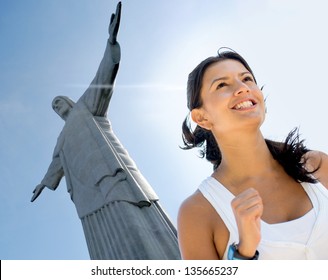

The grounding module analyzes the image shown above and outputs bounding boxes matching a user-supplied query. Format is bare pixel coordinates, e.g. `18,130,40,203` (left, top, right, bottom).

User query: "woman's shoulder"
303,150,326,168
178,189,226,232
304,150,328,189
178,190,210,217
178,190,218,228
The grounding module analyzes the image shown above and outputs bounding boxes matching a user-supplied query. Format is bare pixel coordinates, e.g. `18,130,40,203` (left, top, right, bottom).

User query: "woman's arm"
177,192,221,259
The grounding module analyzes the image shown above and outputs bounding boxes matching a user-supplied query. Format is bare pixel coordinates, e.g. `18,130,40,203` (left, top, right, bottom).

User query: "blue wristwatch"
228,242,259,260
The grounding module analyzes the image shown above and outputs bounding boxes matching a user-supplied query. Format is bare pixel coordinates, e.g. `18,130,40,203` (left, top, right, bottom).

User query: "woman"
178,50,328,260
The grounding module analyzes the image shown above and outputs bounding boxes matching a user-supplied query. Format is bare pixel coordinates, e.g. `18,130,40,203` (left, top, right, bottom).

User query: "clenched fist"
231,188,263,258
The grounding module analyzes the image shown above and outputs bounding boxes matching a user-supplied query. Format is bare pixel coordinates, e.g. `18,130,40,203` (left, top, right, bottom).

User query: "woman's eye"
243,76,254,82
216,82,227,89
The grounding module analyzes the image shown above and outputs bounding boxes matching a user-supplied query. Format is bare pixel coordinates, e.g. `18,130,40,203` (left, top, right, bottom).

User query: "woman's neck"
213,130,279,185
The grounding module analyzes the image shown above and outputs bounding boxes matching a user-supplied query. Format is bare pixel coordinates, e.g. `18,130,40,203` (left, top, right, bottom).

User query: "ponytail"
182,115,221,170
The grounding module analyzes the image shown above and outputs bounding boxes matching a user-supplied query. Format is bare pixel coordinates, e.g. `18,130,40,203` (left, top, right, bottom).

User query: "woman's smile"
231,99,257,110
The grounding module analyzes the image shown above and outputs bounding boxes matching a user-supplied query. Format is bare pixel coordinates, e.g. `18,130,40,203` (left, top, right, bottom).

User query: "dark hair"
181,50,318,183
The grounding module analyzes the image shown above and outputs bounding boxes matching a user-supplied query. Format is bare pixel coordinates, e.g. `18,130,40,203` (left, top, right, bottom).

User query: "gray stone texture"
31,2,181,260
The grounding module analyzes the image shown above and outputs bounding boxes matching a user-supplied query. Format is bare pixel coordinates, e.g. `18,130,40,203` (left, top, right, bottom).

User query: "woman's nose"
233,80,250,96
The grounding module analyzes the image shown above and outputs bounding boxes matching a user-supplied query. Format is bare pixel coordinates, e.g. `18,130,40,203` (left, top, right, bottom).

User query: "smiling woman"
177,49,328,260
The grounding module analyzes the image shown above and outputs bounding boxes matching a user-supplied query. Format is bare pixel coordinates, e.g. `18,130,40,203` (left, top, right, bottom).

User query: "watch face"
227,243,237,260
228,243,259,260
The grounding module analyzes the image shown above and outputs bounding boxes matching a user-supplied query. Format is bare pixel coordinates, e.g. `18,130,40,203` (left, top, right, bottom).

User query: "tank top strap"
301,181,328,244
301,181,328,216
198,177,239,239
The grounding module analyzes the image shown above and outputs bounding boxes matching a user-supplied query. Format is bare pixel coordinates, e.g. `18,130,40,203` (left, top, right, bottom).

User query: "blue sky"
1,0,328,259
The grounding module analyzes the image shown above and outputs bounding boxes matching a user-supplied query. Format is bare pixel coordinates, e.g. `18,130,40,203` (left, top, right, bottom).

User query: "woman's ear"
191,108,212,130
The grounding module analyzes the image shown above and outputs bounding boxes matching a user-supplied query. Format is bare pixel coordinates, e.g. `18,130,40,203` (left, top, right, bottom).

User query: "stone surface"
31,2,181,260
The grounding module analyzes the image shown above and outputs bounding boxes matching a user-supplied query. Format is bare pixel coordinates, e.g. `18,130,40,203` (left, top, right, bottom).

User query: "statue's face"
52,98,71,120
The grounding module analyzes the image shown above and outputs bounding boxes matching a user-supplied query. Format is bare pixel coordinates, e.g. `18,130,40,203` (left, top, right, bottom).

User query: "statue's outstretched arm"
31,155,64,202
78,2,122,116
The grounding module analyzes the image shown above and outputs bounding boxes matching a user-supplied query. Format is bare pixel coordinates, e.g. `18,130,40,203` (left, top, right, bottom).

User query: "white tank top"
198,176,328,259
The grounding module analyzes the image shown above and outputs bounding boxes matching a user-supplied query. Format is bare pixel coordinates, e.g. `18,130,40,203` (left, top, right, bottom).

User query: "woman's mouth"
232,100,256,110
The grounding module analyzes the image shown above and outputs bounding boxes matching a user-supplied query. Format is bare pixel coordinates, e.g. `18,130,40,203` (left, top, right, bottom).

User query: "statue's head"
52,96,75,121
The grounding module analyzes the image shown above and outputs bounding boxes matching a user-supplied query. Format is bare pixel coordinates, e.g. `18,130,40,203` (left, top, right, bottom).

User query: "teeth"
234,100,253,110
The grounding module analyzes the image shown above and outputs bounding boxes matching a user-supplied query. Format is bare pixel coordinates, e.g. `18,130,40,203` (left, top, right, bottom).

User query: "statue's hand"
108,1,122,45
31,184,46,202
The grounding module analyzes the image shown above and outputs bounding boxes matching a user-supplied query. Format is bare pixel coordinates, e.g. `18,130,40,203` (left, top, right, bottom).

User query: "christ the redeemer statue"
31,2,180,260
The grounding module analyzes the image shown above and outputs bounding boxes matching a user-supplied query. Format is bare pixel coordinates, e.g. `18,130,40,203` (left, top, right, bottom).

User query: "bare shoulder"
177,190,227,259
304,150,328,188
178,190,212,216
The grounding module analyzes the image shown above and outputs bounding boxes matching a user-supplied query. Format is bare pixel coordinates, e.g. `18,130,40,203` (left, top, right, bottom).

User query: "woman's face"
192,59,265,137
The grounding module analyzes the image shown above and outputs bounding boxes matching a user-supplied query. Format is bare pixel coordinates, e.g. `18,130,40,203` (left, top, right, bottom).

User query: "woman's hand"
231,188,263,257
